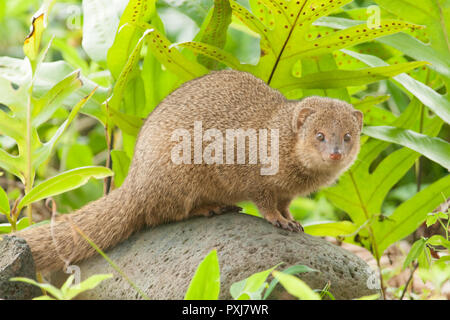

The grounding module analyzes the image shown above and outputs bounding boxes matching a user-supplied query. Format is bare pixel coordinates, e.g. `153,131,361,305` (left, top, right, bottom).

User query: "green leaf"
352,95,395,126
63,274,113,300
403,238,427,269
145,26,209,81
276,61,428,91
33,87,97,169
10,277,64,300
282,19,422,61
23,13,45,62
107,107,144,137
184,249,220,300
16,217,30,231
17,166,113,212
195,0,232,69
426,214,438,227
32,70,83,127
272,271,320,300
177,42,244,70
106,0,155,78
106,29,151,114
342,49,450,124
373,175,450,254
0,223,11,233
427,235,450,250
230,263,282,300
377,33,450,81
303,221,358,244
111,150,131,187
363,126,450,170
374,0,450,86
263,265,318,299
0,185,10,216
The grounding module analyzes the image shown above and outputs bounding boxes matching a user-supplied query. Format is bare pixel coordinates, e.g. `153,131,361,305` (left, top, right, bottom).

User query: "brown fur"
17,70,363,272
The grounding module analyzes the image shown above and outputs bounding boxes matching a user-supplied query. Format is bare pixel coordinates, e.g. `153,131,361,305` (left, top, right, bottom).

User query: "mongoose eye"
316,132,325,141
344,133,351,142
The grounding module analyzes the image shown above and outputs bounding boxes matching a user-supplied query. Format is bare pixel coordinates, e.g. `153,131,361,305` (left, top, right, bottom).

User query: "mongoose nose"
329,152,342,160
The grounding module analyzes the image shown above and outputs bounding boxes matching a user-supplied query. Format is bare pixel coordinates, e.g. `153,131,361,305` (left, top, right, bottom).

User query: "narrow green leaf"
16,217,30,231
403,238,427,269
32,70,83,127
342,49,450,124
145,26,209,81
304,221,358,244
17,166,113,212
0,149,23,182
195,0,232,69
107,107,143,137
177,42,243,70
0,186,9,216
363,126,450,170
272,271,320,300
428,235,450,250
184,249,220,300
263,265,318,299
283,20,422,60
33,87,97,168
106,0,155,78
111,150,131,187
374,175,450,254
107,29,151,112
10,277,64,300
230,263,282,300
64,274,113,300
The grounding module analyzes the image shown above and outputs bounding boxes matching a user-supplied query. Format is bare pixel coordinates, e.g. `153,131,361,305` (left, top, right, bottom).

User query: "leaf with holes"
106,0,155,79
276,60,428,91
145,26,209,81
177,41,244,70
194,0,232,69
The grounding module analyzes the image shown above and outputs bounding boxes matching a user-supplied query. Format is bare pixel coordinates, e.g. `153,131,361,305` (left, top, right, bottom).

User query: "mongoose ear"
293,107,315,132
353,110,364,131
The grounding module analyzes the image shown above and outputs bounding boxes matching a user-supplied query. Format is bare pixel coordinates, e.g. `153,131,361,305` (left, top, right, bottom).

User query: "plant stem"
103,126,114,195
25,89,33,226
400,262,418,300
72,224,150,300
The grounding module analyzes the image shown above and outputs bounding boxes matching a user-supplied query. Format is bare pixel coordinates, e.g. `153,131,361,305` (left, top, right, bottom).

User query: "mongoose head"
292,96,363,172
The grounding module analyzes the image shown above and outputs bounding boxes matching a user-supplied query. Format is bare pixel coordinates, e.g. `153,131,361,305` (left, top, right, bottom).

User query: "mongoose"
17,70,363,272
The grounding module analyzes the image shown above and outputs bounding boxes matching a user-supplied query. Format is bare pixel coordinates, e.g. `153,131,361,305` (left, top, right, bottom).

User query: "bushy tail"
16,187,145,272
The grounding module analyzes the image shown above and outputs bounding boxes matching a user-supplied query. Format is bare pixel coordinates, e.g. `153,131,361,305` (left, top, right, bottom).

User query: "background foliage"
0,0,448,300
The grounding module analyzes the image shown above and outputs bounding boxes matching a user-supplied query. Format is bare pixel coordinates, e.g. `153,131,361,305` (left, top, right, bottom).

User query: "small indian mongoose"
17,70,363,272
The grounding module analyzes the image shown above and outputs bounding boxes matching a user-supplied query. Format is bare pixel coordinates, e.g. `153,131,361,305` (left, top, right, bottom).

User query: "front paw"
265,213,303,232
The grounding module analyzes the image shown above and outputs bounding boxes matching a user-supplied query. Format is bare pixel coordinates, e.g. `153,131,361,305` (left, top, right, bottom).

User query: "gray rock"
0,235,41,299
52,213,378,300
